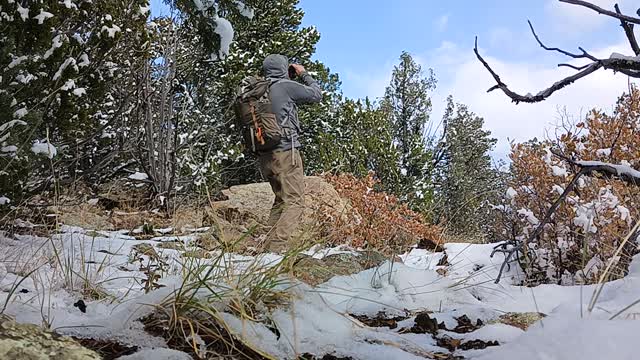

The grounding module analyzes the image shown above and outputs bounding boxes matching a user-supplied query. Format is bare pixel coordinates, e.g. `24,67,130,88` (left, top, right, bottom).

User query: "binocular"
288,65,297,79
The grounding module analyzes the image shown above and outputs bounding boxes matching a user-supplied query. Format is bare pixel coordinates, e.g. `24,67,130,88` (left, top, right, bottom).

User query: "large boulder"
211,176,349,238
0,318,100,360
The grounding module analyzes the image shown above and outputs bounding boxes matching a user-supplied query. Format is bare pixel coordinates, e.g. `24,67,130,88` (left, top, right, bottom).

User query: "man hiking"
257,54,322,252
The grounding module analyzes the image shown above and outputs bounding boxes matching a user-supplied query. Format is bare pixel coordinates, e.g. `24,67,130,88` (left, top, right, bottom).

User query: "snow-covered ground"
0,226,638,359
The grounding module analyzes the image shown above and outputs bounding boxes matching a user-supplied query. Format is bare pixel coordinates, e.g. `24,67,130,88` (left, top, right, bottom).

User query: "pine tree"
167,0,339,189
306,98,401,187
0,0,148,201
380,52,437,206
435,96,499,238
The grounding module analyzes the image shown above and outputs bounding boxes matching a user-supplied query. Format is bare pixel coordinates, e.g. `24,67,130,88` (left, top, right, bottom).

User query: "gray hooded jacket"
262,54,322,151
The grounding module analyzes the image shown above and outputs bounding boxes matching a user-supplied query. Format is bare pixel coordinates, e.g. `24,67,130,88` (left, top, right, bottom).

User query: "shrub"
323,172,443,254
496,88,640,285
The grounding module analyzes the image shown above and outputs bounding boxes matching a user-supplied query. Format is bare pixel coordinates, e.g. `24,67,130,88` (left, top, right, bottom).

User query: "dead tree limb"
528,20,597,61
615,4,640,56
475,1,640,104
559,0,640,25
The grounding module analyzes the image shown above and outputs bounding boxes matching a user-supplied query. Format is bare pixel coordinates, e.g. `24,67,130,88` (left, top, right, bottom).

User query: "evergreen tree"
306,98,401,188
380,52,437,206
435,96,499,238
168,0,340,189
0,0,148,201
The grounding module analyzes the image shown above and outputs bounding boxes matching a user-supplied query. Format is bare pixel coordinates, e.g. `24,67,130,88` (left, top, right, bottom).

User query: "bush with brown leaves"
496,88,640,285
322,172,443,254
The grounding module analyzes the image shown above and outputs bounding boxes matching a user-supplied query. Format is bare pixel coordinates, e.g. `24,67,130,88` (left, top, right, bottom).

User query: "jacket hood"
263,54,289,79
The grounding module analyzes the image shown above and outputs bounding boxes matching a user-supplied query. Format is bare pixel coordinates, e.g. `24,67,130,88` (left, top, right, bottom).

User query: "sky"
152,0,639,157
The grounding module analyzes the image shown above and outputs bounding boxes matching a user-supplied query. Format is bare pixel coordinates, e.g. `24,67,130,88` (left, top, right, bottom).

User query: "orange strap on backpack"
249,103,265,145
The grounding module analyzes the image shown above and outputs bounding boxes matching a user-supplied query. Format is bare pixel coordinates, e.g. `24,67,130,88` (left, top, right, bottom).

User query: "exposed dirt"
351,312,409,330
300,354,354,360
458,339,499,351
450,315,484,333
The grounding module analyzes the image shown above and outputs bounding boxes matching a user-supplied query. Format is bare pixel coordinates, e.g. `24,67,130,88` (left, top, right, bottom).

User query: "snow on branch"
552,150,640,186
474,0,640,104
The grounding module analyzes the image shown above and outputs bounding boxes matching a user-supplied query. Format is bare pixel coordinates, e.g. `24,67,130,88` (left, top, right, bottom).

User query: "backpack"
234,76,282,153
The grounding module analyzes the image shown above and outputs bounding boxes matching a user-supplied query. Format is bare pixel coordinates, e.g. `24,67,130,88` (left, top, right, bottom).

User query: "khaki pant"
258,148,305,252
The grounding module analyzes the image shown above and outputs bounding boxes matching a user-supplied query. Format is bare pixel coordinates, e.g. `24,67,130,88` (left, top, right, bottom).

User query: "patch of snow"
102,24,122,38
115,348,193,360
8,55,28,69
573,204,597,233
61,79,76,91
476,315,640,360
53,57,77,80
1,145,18,154
517,208,540,226
73,88,86,97
0,196,10,205
44,34,65,59
78,53,90,67
154,227,173,235
16,4,29,20
302,244,359,259
128,172,148,181
213,17,234,59
551,165,567,177
0,120,27,133
505,187,517,200
13,107,28,119
31,140,57,159
399,248,444,270
62,0,78,9
595,148,611,157
33,9,53,24
234,0,254,18
551,184,564,195
609,52,640,61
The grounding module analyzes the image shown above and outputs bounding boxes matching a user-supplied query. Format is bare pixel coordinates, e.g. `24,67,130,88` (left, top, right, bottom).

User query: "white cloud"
434,14,449,32
427,40,634,159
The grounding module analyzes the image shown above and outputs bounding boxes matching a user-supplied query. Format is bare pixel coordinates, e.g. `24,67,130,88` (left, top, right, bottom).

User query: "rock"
493,312,546,330
212,176,349,238
293,250,393,286
0,318,100,360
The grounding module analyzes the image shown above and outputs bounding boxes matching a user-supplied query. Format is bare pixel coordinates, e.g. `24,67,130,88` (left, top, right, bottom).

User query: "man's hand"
290,64,306,76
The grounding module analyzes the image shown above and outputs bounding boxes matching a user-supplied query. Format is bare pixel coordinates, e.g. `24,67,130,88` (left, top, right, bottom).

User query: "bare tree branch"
528,20,597,61
615,4,640,56
475,1,640,104
560,0,640,25
474,37,604,104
